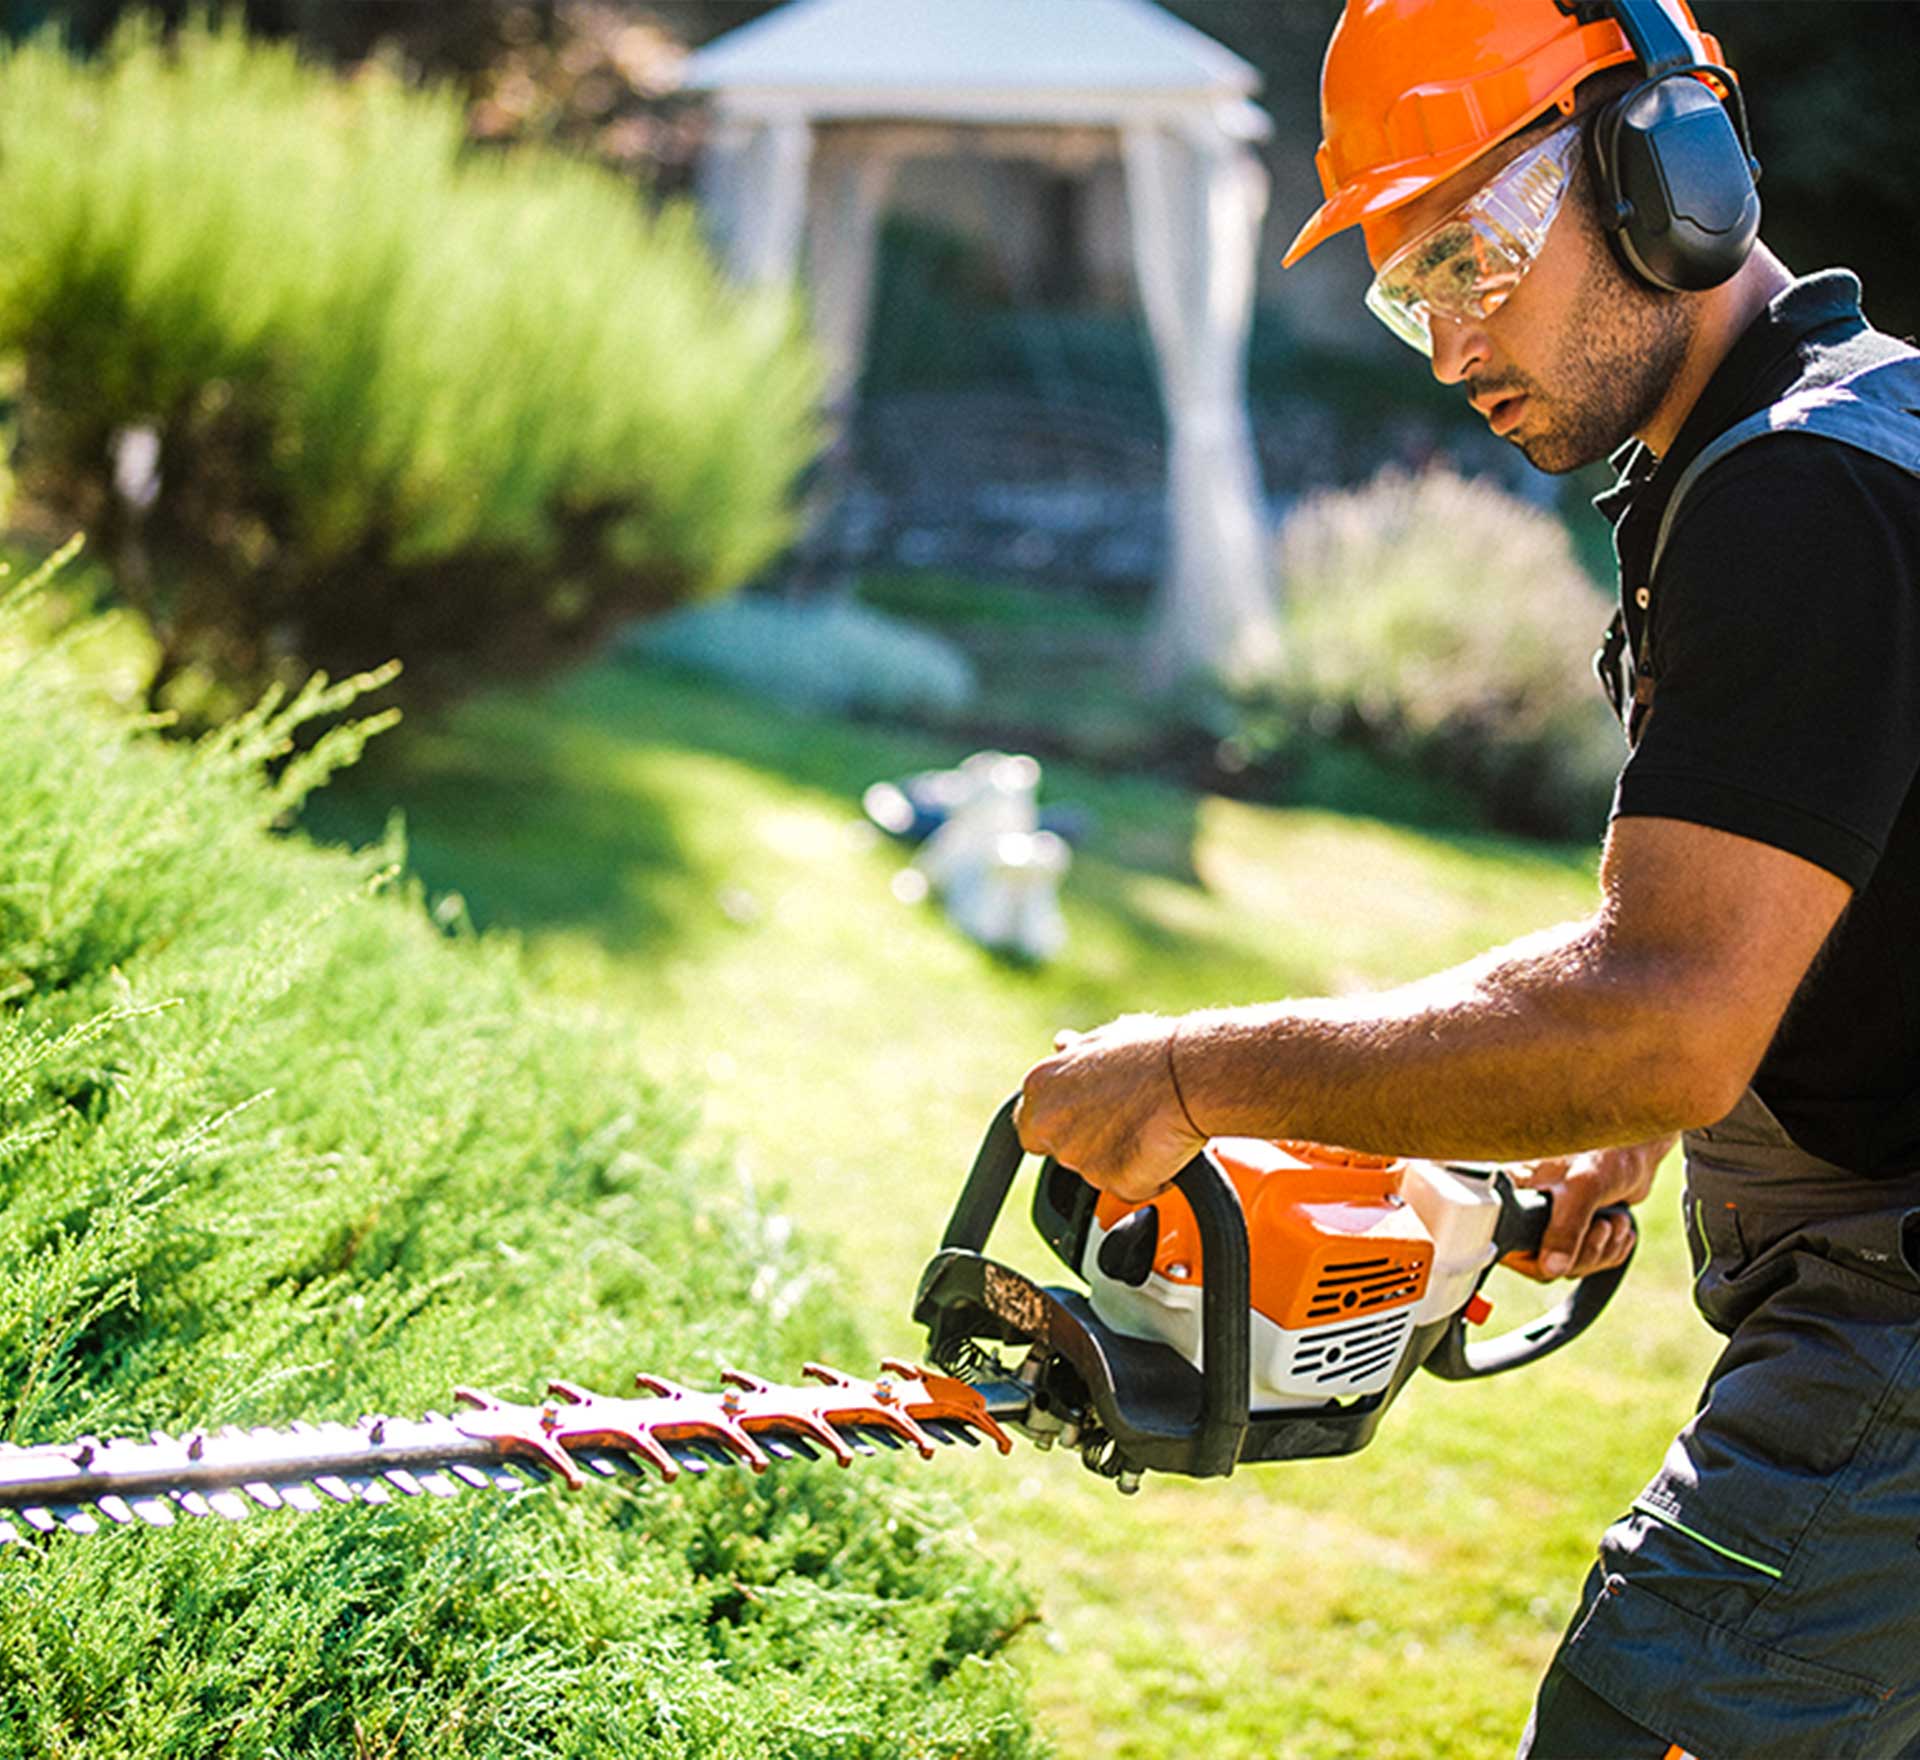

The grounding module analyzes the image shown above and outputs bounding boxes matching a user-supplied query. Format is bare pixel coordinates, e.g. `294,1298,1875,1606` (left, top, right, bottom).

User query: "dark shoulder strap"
1649,356,1920,581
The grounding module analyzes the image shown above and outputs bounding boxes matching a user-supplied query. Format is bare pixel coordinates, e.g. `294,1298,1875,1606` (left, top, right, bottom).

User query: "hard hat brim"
1282,142,1494,269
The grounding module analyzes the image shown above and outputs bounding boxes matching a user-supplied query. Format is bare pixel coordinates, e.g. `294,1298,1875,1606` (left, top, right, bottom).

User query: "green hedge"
0,577,1037,1758
0,19,820,714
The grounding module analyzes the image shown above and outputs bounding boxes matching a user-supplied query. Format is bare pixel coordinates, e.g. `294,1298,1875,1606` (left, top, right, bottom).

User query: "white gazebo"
684,0,1280,687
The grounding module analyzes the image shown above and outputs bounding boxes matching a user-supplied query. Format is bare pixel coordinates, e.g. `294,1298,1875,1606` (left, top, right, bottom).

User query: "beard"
1485,253,1695,474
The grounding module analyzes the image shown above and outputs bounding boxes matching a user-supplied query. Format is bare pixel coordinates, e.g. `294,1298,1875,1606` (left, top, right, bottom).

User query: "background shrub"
0,20,820,715
631,591,978,721
0,580,1036,1758
1237,468,1624,839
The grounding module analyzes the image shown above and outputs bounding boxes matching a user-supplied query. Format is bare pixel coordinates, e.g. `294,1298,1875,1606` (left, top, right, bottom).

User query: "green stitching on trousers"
1688,1195,1710,1301
1631,1497,1783,1580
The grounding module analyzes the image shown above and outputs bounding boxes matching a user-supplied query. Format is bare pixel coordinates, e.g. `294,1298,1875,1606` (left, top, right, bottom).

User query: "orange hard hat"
1282,0,1730,268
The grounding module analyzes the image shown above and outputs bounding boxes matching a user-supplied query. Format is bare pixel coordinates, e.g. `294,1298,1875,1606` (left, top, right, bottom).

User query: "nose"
1428,313,1490,386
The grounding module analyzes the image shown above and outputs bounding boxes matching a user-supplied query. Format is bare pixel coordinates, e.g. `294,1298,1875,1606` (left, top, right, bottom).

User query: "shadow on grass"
299,657,1210,971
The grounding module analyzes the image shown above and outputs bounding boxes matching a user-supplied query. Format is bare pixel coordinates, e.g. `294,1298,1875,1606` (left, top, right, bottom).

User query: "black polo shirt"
1597,270,1920,1177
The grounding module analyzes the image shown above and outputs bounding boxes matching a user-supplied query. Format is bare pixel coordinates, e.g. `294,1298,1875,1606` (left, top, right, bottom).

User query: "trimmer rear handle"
1419,1171,1635,1381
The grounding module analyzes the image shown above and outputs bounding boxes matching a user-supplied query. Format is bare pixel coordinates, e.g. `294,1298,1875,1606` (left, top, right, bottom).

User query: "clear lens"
1365,123,1581,356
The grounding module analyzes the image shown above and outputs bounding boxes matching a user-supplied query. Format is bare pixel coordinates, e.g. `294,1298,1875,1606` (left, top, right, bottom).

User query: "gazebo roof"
684,0,1264,128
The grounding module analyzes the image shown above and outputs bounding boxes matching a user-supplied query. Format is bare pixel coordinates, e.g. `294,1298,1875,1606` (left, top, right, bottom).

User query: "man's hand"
1507,1136,1674,1281
1015,1013,1208,1203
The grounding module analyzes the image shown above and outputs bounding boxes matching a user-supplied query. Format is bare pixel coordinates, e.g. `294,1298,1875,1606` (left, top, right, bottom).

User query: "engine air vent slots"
1292,1311,1413,1386
1305,1250,1427,1322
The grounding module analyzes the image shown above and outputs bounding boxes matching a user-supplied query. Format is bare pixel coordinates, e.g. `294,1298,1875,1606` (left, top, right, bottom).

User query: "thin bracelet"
1165,1017,1206,1138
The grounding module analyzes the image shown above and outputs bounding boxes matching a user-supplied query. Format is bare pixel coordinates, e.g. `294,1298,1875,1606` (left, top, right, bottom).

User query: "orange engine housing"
1091,1139,1433,1329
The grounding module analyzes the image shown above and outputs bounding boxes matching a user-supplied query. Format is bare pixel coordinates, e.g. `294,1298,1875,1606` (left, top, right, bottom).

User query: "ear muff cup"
1588,72,1761,293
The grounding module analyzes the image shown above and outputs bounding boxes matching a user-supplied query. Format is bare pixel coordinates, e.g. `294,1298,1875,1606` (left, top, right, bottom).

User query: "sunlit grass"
306,654,1717,1758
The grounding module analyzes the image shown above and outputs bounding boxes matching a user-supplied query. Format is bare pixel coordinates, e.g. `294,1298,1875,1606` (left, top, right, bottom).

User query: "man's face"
1367,125,1695,472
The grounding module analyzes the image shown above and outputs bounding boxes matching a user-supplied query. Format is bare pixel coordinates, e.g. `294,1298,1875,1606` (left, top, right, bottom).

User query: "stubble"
1517,262,1694,473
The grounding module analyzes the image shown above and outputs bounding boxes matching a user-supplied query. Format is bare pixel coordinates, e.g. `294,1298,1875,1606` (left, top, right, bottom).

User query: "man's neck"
1635,246,1795,459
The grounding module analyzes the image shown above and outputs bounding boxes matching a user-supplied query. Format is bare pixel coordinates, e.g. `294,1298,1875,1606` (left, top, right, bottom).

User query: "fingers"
1516,1202,1635,1282
1535,1181,1603,1278
1017,1016,1197,1199
1566,1205,1637,1277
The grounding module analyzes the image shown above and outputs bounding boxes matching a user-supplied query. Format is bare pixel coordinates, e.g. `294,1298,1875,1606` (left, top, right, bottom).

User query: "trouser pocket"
1549,1249,1920,1757
1552,1568,1894,1760
1639,1250,1920,1623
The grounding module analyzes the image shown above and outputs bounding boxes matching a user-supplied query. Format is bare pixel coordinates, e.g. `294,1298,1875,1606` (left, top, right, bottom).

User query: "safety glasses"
1364,122,1583,356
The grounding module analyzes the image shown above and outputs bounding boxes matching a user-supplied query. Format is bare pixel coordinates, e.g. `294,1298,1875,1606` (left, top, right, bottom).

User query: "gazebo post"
1122,116,1281,689
805,141,896,413
699,112,815,288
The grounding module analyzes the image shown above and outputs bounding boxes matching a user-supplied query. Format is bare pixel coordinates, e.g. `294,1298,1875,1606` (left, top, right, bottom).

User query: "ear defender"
1583,0,1762,293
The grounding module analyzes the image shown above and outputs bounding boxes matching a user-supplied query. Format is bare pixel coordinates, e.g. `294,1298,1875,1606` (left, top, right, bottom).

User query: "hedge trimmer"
0,1099,1629,1541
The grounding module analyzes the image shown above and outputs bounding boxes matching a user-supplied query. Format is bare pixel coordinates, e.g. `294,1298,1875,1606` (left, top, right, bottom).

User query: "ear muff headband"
1584,0,1762,293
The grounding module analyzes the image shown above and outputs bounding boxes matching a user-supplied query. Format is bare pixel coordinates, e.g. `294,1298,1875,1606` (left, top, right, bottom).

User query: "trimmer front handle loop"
936,1096,1250,1478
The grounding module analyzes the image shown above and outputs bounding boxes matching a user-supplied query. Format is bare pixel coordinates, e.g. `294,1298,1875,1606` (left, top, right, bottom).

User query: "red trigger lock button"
1464,1292,1494,1326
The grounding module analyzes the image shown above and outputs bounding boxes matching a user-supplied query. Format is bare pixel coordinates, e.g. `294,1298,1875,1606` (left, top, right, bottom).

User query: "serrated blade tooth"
240,1482,282,1511
413,1472,460,1499
311,1476,353,1505
449,1465,492,1490
175,1492,215,1519
129,1496,175,1527
19,1508,56,1534
206,1491,251,1522
55,1507,99,1536
382,1469,426,1498
95,1496,135,1526
280,1485,322,1513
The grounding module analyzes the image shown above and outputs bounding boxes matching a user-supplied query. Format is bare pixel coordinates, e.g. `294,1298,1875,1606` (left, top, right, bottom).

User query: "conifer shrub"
0,21,820,715
0,580,1036,1758
1236,468,1623,839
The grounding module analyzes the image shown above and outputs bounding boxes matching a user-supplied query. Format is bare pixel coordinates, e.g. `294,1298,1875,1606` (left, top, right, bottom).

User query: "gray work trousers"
1521,1091,1920,1759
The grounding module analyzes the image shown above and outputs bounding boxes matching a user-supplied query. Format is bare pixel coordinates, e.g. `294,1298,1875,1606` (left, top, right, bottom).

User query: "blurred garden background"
0,1,1912,1755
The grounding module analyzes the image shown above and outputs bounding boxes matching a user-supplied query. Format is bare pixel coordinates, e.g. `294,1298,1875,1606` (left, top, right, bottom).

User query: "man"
1015,2,1920,1754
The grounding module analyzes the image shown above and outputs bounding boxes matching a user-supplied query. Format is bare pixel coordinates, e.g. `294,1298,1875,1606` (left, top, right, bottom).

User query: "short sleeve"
1611,437,1920,890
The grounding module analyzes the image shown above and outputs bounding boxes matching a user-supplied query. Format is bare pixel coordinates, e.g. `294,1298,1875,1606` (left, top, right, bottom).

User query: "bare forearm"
1169,919,1739,1161
1019,819,1847,1202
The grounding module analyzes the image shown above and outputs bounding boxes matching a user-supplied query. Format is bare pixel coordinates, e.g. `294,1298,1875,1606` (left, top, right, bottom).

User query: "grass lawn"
303,654,1721,1760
